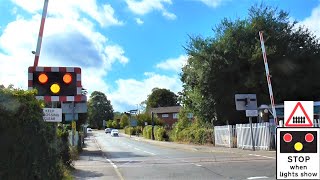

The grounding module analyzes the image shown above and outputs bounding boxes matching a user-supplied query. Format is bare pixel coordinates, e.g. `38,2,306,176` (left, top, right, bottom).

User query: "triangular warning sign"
284,101,313,127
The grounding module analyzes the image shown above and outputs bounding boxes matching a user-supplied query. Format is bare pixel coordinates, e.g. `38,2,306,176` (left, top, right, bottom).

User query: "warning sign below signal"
277,127,320,179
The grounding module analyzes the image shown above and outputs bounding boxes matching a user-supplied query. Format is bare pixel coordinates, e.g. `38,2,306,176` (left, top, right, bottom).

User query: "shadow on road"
73,169,104,179
104,151,148,159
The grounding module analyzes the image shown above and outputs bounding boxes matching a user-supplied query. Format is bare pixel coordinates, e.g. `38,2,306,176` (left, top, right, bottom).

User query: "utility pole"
151,112,155,140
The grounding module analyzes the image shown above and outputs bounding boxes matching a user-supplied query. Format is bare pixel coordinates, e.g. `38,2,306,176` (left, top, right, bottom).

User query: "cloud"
156,55,188,72
299,4,320,37
135,18,144,25
0,2,128,95
162,11,177,20
125,0,176,20
109,72,182,111
196,0,227,8
105,45,129,65
11,0,123,27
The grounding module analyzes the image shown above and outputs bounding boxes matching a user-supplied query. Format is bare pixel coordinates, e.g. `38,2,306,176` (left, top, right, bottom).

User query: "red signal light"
63,73,72,84
283,133,292,143
305,133,314,143
38,73,48,84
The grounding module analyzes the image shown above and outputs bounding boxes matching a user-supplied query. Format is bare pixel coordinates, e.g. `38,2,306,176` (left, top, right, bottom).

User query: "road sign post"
277,127,320,179
235,94,258,151
246,110,258,151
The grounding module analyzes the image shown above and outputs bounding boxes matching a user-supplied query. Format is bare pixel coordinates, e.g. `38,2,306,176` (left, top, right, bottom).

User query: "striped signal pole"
33,0,49,67
259,31,278,125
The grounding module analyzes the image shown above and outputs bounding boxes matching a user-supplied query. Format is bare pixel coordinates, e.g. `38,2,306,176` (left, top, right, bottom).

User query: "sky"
0,0,319,112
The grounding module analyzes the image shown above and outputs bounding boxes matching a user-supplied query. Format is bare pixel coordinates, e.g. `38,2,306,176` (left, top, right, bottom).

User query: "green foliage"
143,125,153,139
106,120,113,128
88,91,114,129
181,4,320,125
136,113,164,126
124,126,142,135
146,88,179,111
155,126,167,141
57,126,71,167
170,108,191,141
170,115,213,144
120,114,129,128
112,120,118,129
0,86,64,179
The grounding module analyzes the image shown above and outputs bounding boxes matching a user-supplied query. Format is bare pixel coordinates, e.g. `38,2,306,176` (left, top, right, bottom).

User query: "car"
87,127,92,133
111,129,119,137
105,128,112,133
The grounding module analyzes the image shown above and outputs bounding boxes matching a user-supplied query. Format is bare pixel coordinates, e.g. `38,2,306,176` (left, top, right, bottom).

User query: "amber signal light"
63,73,72,84
38,73,48,84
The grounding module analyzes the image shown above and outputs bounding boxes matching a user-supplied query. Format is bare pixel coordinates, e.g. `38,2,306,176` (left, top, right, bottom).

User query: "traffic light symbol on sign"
280,131,317,153
33,71,77,96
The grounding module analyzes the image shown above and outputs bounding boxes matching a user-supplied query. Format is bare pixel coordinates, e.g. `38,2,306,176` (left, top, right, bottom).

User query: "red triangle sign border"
285,102,313,127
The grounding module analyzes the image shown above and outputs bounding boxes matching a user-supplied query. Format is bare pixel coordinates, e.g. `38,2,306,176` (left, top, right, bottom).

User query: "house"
149,106,193,127
150,106,181,127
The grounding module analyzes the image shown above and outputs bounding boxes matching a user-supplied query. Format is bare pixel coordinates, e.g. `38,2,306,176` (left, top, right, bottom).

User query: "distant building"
150,106,194,127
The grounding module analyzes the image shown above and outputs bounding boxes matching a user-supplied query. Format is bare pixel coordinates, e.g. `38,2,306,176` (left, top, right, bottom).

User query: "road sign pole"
72,101,75,146
249,117,255,151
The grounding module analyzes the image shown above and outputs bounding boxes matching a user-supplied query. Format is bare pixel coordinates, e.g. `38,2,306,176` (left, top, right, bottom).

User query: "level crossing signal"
34,71,76,96
28,66,83,102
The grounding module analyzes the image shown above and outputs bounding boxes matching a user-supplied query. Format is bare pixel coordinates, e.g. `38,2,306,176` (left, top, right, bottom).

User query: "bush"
120,115,129,128
106,120,113,128
155,126,166,141
57,126,71,167
170,112,214,144
143,125,153,139
0,87,64,179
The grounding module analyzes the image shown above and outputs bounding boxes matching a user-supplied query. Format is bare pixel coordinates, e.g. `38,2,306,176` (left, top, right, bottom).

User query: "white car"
87,127,92,133
111,129,119,137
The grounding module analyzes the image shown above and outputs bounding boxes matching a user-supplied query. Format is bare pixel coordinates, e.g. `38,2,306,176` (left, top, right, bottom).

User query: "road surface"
73,130,276,180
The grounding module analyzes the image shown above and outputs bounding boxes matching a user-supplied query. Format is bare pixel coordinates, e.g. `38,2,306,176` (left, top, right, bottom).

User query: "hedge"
0,87,65,179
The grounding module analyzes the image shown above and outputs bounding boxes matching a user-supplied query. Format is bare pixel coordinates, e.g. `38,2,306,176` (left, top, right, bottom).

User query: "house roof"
150,106,181,114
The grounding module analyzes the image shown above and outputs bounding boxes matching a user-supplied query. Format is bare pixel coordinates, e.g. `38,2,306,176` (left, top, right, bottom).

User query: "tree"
106,120,113,128
88,91,114,129
146,88,179,111
181,4,320,125
120,114,129,128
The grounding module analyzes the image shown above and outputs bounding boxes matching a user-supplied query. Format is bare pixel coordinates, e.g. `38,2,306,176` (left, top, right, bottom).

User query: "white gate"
236,122,271,150
214,125,236,148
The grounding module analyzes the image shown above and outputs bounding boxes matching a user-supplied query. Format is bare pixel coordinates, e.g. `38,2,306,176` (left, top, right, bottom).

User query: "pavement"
120,132,276,158
72,134,123,180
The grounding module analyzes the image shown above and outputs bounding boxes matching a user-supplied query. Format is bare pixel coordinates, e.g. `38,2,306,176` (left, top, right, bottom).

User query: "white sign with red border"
277,128,320,179
284,101,313,127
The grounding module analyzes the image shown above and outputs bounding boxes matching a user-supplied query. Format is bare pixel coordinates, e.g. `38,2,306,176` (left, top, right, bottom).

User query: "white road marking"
261,156,275,159
249,154,275,159
134,147,141,151
191,163,202,167
143,151,156,155
247,176,269,179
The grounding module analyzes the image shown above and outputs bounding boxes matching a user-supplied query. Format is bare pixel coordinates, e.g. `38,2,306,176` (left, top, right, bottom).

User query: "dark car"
105,128,112,133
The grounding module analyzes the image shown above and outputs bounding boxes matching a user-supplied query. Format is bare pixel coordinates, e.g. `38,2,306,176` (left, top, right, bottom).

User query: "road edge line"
92,134,125,180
